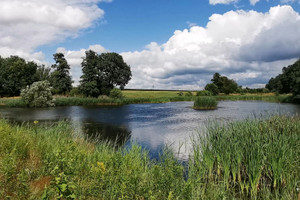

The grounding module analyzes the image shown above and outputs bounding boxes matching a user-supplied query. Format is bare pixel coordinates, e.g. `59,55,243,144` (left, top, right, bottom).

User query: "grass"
193,96,218,110
0,116,299,199
0,91,293,107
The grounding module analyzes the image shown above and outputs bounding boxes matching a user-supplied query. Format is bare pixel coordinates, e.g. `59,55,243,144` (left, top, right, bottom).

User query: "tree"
266,59,300,96
80,51,132,97
204,83,219,95
80,50,101,97
50,53,73,94
0,56,39,97
210,73,238,94
35,65,51,82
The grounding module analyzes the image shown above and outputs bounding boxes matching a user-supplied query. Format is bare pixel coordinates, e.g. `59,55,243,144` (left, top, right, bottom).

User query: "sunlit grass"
0,116,299,199
193,96,218,110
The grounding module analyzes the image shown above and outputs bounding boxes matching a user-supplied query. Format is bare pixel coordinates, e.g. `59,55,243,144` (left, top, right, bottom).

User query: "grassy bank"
0,116,299,199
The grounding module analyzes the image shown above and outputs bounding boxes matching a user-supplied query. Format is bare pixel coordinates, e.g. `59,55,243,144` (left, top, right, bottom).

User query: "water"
0,101,299,160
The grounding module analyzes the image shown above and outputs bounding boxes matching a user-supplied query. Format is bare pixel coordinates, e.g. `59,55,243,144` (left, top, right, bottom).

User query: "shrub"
185,91,193,96
177,92,184,96
196,90,212,96
204,83,219,95
21,81,55,107
69,87,83,97
109,88,123,99
193,96,217,110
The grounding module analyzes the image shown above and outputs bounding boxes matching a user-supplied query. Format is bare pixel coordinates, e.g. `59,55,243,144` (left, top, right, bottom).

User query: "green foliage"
21,80,55,107
185,91,193,96
211,73,239,94
193,96,218,110
204,83,219,95
50,53,73,95
1,116,299,199
109,88,123,99
266,59,300,96
0,56,39,97
80,50,131,97
196,90,212,96
69,87,83,97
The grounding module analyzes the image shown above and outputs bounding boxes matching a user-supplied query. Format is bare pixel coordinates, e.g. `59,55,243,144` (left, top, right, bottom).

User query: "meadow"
0,90,292,107
0,116,299,199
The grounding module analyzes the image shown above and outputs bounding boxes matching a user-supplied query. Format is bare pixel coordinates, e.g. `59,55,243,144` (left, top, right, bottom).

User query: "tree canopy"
0,56,40,97
208,73,239,94
50,53,73,94
266,59,300,96
80,51,131,97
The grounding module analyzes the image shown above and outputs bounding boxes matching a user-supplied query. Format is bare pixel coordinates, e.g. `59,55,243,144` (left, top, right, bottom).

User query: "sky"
1,0,300,90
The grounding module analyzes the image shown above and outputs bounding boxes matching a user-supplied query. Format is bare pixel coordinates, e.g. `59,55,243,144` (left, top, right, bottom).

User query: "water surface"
1,101,299,160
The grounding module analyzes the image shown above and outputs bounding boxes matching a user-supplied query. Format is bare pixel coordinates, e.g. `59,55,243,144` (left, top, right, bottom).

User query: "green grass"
0,116,299,199
0,91,294,107
193,96,218,110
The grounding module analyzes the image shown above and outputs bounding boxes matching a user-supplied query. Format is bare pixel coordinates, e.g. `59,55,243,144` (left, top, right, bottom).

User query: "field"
0,116,299,199
0,90,292,107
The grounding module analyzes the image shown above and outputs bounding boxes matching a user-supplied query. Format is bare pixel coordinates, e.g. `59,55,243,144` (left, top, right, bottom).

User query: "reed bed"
0,116,299,199
193,96,218,110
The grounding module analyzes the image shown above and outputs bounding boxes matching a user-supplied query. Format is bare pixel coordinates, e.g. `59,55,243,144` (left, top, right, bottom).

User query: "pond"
1,101,299,161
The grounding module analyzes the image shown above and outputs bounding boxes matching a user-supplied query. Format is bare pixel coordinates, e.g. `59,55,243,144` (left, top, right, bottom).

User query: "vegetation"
266,59,300,96
204,83,219,95
0,56,40,97
109,88,124,99
196,90,212,96
193,96,218,110
21,81,55,107
209,73,239,94
0,116,299,199
50,53,73,95
80,50,131,97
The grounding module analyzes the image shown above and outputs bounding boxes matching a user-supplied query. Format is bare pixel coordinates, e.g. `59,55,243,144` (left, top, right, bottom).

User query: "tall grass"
1,116,299,199
193,96,218,110
190,116,300,199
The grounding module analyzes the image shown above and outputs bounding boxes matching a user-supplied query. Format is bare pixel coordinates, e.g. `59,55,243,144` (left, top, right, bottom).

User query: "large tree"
211,73,238,94
0,56,38,97
50,53,73,94
80,51,132,97
266,59,300,96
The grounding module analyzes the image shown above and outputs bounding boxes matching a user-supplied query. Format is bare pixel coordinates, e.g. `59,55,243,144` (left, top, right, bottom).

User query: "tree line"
266,59,300,96
0,51,131,97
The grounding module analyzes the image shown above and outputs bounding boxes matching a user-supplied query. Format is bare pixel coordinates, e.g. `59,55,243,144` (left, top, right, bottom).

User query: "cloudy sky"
1,0,300,89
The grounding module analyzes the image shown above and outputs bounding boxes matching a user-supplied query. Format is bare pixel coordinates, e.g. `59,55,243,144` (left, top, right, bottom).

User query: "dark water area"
1,101,300,160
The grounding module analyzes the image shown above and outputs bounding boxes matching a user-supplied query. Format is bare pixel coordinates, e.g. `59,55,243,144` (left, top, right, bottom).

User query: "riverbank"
0,91,293,107
0,116,299,199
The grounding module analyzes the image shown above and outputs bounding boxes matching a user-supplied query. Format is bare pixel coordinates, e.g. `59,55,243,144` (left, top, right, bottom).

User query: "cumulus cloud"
121,5,300,89
0,0,106,61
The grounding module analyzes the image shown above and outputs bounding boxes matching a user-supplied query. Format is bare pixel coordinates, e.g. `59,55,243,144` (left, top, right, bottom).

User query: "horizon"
1,0,300,90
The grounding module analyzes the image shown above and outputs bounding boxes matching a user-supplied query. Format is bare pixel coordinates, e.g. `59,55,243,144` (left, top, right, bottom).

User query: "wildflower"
34,120,39,125
97,162,105,172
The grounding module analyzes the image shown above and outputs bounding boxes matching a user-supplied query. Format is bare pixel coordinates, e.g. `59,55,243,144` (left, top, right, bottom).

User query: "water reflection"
0,101,300,161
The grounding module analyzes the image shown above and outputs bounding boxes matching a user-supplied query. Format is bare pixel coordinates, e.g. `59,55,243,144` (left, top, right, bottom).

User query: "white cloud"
0,0,106,61
121,5,300,89
250,0,261,5
209,0,238,5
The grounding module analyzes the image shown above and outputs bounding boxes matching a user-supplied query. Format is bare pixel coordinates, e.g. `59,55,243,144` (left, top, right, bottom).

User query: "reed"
193,96,218,110
0,116,299,199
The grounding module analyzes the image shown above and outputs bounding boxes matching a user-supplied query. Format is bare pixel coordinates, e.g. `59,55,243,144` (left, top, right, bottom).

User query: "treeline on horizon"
0,52,299,98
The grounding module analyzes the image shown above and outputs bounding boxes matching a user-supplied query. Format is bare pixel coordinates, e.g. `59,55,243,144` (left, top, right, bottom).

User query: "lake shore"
0,116,299,199
0,90,293,107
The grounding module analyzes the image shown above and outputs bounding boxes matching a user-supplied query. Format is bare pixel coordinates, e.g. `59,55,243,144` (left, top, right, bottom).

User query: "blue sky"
1,0,300,89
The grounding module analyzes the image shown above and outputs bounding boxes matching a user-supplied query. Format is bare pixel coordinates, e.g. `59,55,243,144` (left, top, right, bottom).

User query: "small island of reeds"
193,96,218,110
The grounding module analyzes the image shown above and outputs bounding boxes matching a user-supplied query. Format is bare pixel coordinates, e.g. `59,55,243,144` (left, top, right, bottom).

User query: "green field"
0,90,292,107
0,116,299,199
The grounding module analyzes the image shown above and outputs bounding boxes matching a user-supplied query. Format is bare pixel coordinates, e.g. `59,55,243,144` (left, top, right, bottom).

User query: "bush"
196,90,212,96
69,87,83,97
204,83,219,95
21,81,55,107
109,88,123,99
193,96,218,110
185,91,193,96
177,92,184,96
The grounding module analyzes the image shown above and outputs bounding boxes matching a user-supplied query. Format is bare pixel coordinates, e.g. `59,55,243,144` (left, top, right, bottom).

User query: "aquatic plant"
193,96,218,110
